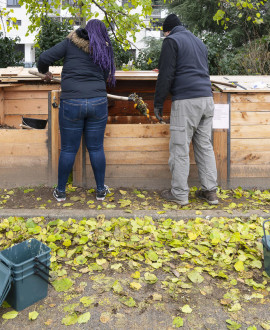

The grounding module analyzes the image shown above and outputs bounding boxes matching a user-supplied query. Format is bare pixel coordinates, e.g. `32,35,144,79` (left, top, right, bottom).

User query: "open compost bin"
48,75,229,189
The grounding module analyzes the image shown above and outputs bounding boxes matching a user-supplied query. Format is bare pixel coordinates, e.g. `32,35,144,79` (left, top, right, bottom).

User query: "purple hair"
85,19,116,87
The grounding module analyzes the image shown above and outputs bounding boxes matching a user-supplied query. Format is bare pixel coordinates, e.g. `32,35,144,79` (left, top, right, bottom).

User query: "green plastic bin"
0,239,51,311
262,220,270,277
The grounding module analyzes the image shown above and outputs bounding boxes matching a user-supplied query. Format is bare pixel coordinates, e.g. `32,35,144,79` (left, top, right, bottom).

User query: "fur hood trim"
67,31,90,53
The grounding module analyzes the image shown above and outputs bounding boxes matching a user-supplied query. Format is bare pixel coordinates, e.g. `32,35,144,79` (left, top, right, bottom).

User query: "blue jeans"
57,97,108,192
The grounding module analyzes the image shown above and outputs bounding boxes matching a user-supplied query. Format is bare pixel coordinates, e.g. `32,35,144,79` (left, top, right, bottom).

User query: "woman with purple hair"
38,19,116,202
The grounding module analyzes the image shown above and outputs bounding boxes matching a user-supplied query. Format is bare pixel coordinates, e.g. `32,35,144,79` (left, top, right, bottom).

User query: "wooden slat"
231,102,270,112
231,93,270,103
0,144,47,157
4,99,48,115
213,92,228,104
104,137,169,151
105,124,170,138
231,139,270,152
73,138,84,187
0,129,47,143
231,151,270,165
86,164,171,179
0,88,4,125
4,90,49,100
50,90,60,184
0,156,47,167
4,115,48,128
231,165,270,178
1,67,24,77
213,129,227,182
85,150,196,165
231,111,270,125
231,125,270,139
3,84,60,92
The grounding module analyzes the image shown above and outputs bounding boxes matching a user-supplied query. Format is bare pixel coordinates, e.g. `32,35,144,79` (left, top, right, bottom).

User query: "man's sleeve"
154,38,177,109
37,39,67,74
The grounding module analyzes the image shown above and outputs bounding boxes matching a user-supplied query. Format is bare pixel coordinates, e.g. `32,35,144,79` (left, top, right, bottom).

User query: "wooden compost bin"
0,67,269,188
50,72,228,189
0,67,61,187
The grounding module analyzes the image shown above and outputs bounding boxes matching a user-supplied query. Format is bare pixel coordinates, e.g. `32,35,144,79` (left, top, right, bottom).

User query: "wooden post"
73,139,84,187
213,92,229,183
213,129,228,182
49,90,60,185
0,88,4,125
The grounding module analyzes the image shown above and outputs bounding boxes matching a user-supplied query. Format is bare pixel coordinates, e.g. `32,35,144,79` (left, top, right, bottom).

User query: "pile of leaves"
1,214,270,328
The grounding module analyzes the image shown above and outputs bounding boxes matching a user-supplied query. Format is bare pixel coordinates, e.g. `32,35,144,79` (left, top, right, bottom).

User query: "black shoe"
161,189,189,206
195,189,219,205
53,188,66,202
96,185,111,201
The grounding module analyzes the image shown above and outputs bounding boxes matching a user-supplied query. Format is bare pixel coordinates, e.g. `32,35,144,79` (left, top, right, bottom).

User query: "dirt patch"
0,186,269,213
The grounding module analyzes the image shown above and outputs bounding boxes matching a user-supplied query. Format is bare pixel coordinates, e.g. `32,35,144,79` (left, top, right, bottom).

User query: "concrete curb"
0,208,269,220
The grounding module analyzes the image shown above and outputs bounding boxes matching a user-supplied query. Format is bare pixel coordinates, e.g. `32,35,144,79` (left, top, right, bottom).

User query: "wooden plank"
0,156,47,167
0,88,4,125
4,90,49,100
231,102,270,112
85,164,171,179
231,139,270,152
86,151,170,165
4,99,48,115
213,129,227,182
73,139,84,187
4,115,48,128
231,111,270,125
3,84,60,92
0,144,47,157
104,137,169,151
50,90,60,183
105,124,170,138
231,151,270,165
213,92,228,104
231,125,270,139
231,93,270,103
85,150,196,165
231,165,270,178
0,129,47,143
1,67,24,76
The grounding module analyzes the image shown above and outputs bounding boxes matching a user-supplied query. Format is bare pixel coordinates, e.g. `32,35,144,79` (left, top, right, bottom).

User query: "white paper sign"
213,104,229,129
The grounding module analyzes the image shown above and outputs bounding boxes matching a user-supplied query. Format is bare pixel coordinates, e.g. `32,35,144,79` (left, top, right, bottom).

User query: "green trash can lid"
0,262,12,307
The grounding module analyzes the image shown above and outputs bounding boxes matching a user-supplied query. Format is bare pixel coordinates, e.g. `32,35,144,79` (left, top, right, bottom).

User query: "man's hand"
43,71,53,83
154,107,163,122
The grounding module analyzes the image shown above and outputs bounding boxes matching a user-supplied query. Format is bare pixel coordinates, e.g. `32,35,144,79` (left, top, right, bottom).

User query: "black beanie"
163,14,181,32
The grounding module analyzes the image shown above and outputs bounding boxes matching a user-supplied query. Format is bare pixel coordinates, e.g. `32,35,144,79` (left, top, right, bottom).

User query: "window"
13,20,22,26
151,0,162,18
122,0,133,9
7,0,21,7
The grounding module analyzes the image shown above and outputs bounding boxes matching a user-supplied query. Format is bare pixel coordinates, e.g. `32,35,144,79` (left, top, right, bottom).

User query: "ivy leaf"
52,278,73,292
188,270,204,283
77,312,91,324
226,319,242,330
29,311,39,320
2,311,18,319
173,316,184,327
61,313,78,326
234,260,245,272
144,272,158,284
119,296,136,307
181,304,192,313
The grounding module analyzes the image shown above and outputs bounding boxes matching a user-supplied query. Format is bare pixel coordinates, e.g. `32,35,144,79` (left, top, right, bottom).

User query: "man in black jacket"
154,14,218,206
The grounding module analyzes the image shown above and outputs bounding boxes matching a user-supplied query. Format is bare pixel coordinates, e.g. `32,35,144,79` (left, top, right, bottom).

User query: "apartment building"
1,0,166,67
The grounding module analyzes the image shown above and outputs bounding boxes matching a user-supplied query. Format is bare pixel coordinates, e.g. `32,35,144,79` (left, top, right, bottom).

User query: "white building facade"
1,0,166,67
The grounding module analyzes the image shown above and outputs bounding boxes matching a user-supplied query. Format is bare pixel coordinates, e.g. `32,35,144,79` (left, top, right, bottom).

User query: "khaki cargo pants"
169,97,218,201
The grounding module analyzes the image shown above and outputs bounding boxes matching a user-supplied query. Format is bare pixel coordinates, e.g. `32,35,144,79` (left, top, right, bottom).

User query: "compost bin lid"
0,262,11,307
